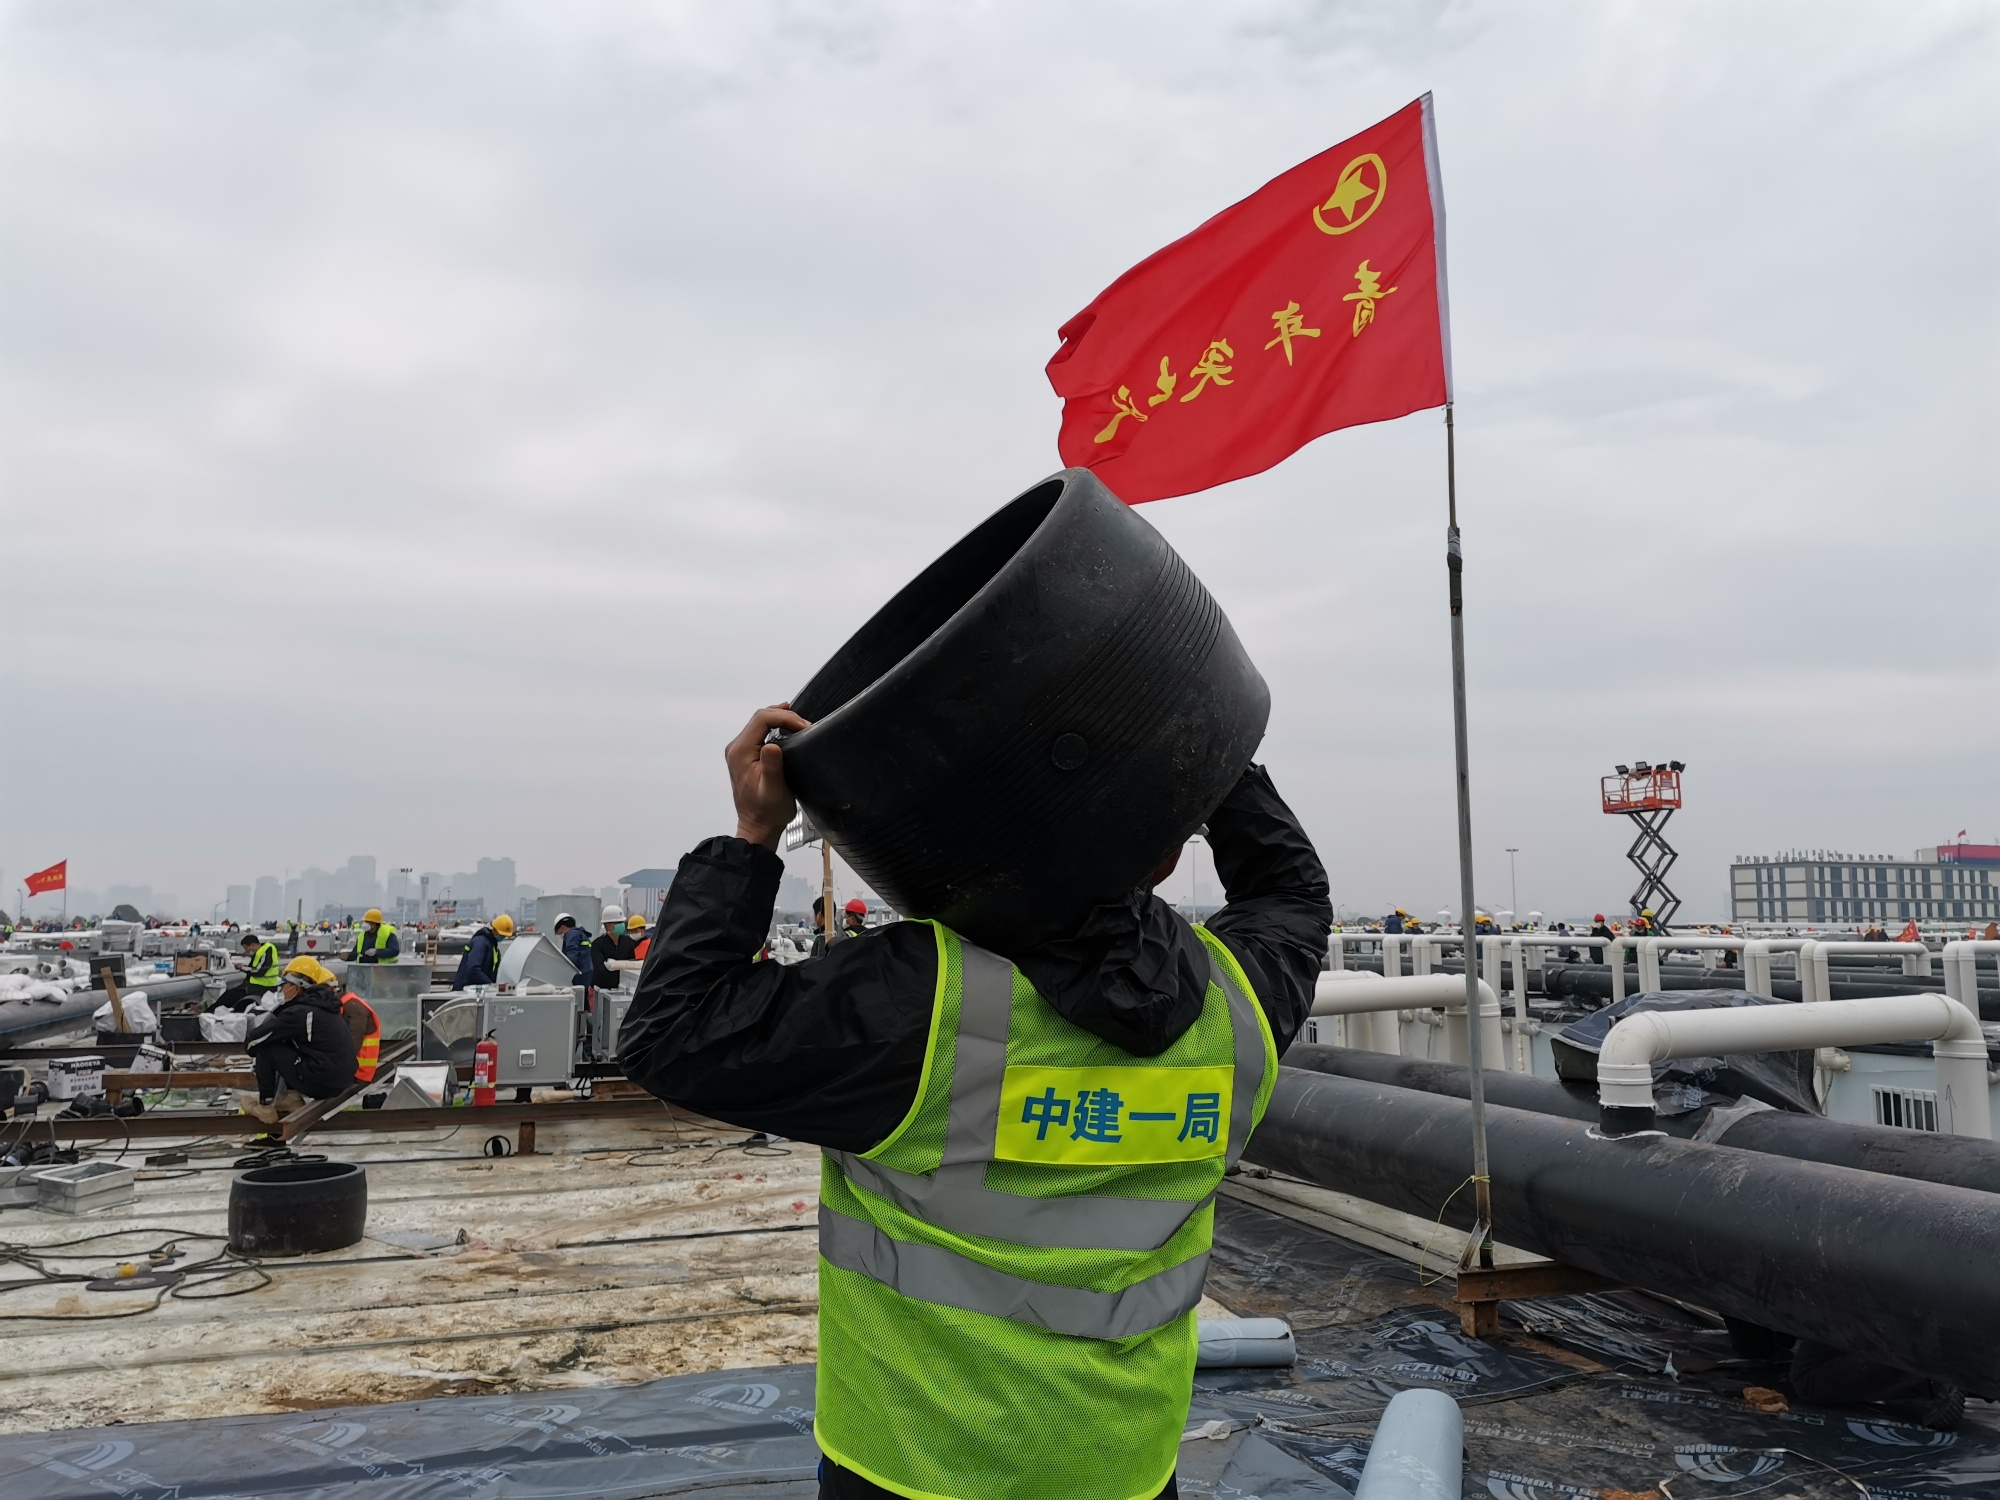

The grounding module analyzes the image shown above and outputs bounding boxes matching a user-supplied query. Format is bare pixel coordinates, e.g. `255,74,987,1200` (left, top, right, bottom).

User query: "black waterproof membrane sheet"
2,1197,1994,1499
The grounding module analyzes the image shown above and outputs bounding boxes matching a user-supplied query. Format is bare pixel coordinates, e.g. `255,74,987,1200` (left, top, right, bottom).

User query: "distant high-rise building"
253,876,282,924
226,885,252,923
1731,845,2000,925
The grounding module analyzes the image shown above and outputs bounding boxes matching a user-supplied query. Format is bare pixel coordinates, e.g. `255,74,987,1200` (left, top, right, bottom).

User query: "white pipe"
1313,972,1505,1070
1634,934,1748,992
1596,994,1992,1138
1354,1388,1462,1500
1797,940,1932,1002
1942,940,2000,1006
1743,938,1810,998
1608,936,1634,1002
1500,932,1616,1071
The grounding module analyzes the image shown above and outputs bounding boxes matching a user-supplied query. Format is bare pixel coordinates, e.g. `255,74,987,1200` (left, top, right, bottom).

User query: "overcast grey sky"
2,1,1994,923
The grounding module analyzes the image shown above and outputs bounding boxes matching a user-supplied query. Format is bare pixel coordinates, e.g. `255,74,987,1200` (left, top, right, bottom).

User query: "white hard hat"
602,905,625,922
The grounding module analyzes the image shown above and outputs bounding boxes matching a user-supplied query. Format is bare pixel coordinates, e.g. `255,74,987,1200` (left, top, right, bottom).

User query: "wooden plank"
10,1093,677,1142
1220,1174,1547,1269
0,1041,251,1061
279,1039,418,1140
102,1070,257,1104
1456,1262,1621,1303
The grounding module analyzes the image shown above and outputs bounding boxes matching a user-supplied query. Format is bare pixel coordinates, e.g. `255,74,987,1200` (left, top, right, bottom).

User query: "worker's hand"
728,702,810,851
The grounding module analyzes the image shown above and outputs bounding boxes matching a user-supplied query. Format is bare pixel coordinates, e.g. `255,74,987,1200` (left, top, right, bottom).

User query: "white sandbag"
94,991,159,1034
199,1010,251,1043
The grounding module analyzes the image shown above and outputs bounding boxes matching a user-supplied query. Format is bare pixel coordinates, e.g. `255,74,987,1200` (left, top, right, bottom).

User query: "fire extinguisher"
472,1034,499,1107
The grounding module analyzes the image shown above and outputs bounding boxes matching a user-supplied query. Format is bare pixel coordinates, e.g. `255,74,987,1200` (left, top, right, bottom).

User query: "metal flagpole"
1444,401,1495,1271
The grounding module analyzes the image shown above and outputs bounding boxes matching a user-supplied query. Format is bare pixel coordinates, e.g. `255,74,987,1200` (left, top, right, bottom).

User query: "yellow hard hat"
626,913,648,931
281,956,337,988
492,913,515,937
363,908,384,925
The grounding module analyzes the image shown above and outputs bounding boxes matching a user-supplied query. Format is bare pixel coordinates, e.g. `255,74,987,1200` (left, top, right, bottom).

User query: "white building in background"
1731,844,2000,925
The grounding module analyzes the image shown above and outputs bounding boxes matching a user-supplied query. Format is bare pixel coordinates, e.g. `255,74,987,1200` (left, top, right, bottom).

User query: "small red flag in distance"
25,860,67,896
1048,95,1451,504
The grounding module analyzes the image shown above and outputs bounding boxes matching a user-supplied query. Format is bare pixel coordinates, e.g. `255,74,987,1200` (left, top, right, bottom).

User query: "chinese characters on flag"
24,860,67,897
1047,95,1451,504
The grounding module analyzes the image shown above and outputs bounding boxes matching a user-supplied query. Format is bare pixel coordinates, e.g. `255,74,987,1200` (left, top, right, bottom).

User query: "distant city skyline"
11,852,639,926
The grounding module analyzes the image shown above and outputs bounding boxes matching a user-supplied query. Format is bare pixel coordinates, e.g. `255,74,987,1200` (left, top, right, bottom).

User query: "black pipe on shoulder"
1281,1043,2000,1196
1245,1067,2000,1396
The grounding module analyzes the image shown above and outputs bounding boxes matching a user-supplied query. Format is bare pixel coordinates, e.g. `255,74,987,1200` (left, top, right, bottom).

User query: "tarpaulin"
1551,990,1820,1115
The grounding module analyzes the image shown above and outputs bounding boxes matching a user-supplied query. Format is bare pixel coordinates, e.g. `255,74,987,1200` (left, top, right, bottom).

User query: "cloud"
1,0,1992,922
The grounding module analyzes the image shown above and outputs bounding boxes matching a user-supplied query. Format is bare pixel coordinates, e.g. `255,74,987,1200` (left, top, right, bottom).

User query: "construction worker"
341,988,382,1087
351,908,400,964
1631,907,1656,937
809,896,832,959
217,931,284,1011
591,906,631,989
451,912,514,990
552,913,593,984
1383,906,1409,934
628,912,650,961
241,957,360,1125
841,898,869,937
620,704,1331,1500
1589,913,1615,941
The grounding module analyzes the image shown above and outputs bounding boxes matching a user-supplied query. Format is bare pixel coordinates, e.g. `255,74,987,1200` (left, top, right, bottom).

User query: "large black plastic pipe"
1283,1043,2000,1195
1540,962,2000,1019
1244,1068,2000,1395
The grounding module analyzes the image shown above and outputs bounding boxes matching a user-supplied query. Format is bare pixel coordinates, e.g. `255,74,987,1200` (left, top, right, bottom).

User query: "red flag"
1048,96,1450,504
25,860,66,896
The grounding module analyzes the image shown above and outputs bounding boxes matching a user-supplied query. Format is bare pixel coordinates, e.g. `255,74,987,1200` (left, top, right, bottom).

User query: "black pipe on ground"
1282,1043,2000,1196
1540,962,2000,1019
1244,1067,2000,1395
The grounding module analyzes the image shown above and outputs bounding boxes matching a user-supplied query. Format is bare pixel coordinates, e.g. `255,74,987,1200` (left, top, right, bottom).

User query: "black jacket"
591,931,636,988
246,985,360,1098
452,927,503,990
620,764,1332,1153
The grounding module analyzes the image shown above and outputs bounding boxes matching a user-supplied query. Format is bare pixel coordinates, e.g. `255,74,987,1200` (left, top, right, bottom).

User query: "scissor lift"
1601,762,1684,929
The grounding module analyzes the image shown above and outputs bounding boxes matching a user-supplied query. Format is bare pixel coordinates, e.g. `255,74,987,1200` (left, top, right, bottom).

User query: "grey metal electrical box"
344,960,431,1003
479,994,578,1087
597,992,637,1059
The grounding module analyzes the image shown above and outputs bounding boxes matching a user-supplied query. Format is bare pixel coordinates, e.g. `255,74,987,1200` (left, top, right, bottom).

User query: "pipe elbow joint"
1935,998,1984,1052
1596,1058,1656,1113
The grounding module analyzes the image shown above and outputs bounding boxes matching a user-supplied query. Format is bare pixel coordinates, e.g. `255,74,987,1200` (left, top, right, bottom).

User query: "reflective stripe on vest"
814,920,1276,1500
828,940,1267,1253
248,942,282,989
352,923,396,958
343,994,382,1083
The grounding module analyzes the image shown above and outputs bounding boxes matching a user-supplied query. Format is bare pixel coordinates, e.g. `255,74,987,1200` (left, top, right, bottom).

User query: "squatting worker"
352,907,400,963
621,704,1331,1500
241,957,360,1126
